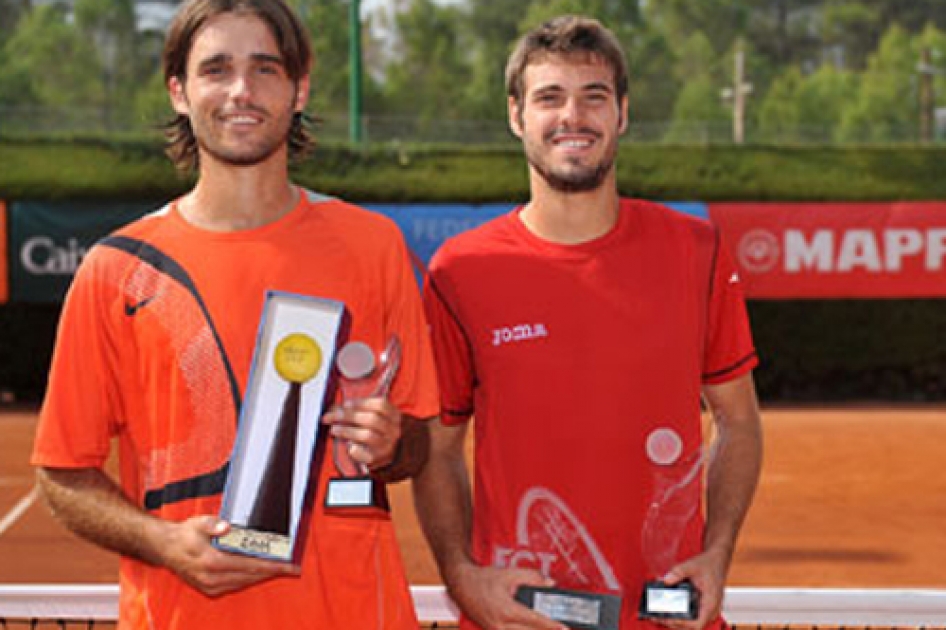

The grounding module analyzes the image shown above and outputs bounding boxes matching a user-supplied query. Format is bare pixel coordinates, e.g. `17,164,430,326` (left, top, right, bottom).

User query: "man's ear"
294,72,311,113
508,96,524,139
168,76,189,116
618,94,629,134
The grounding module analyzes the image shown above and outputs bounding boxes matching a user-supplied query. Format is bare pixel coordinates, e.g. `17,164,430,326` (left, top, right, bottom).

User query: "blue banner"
5,200,708,302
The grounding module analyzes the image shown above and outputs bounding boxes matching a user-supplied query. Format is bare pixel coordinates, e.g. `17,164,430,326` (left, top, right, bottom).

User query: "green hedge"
1,138,944,403
5,137,946,202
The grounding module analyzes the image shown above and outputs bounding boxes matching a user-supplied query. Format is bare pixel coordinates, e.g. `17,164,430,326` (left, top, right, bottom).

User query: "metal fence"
0,105,941,146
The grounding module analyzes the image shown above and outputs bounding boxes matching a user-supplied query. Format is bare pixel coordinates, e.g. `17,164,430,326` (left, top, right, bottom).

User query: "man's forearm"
412,443,475,586
703,417,763,561
36,467,170,566
372,414,431,483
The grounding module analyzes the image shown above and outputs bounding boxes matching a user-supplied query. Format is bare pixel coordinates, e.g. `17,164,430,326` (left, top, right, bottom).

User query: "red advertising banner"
710,202,946,299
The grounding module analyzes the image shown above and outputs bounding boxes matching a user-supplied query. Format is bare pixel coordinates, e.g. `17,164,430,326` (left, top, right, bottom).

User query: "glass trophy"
324,335,401,510
638,428,713,620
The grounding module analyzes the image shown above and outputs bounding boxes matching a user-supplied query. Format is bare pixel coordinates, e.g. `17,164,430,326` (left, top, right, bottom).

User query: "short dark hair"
162,0,314,171
505,15,628,104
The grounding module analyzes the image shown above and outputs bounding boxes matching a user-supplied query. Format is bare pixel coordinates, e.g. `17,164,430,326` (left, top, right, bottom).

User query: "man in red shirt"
416,15,763,630
32,1,437,628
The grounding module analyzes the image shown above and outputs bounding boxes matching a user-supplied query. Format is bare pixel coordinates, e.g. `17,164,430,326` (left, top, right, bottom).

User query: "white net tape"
0,586,945,626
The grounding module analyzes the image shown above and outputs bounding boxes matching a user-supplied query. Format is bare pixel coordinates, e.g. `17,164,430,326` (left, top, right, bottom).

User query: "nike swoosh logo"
125,295,157,316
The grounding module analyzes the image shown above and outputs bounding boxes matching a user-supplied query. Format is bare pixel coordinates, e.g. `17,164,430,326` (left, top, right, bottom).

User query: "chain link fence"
1,105,942,146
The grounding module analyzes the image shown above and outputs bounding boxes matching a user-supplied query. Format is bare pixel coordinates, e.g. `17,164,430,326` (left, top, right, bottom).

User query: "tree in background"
0,0,30,45
664,32,730,143
757,66,804,143
74,0,139,131
457,0,523,122
747,0,822,68
288,0,375,123
381,0,473,135
0,5,100,126
838,24,917,142
644,0,749,60
798,64,859,143
5,0,946,145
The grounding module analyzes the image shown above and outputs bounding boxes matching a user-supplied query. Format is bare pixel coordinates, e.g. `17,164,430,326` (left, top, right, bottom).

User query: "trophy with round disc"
324,335,401,511
638,428,713,621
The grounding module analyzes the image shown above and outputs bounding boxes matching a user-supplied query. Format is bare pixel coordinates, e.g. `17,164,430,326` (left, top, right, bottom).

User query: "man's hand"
322,397,403,470
445,562,567,630
158,516,299,597
656,546,729,630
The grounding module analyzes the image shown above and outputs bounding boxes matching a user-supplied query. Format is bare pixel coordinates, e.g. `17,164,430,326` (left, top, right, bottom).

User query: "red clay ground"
2,406,944,587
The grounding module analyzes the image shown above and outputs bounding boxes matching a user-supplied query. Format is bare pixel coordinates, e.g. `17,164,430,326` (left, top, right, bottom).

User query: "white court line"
0,485,39,537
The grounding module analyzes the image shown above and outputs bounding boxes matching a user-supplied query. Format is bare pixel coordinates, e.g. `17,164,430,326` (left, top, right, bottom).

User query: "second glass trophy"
324,335,401,511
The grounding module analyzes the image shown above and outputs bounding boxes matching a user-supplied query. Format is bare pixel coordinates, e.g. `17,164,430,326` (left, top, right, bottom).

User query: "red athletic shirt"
33,190,439,630
424,199,757,630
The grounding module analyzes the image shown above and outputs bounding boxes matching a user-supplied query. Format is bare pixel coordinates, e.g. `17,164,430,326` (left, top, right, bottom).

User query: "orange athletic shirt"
33,190,439,630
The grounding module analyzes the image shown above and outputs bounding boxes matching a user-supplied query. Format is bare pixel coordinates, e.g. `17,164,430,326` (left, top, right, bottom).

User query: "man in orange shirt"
31,1,438,628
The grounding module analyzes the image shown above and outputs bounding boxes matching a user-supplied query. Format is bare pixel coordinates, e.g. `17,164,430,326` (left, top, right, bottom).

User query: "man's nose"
559,97,583,127
229,73,254,102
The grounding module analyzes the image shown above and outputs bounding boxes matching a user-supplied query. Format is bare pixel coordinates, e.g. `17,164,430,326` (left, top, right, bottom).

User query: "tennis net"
0,585,945,628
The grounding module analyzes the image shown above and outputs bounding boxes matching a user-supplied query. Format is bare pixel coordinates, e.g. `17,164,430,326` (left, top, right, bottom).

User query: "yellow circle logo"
273,333,322,383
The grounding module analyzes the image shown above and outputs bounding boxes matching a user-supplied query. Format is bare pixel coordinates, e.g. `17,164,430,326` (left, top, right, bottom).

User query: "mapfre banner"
711,202,946,298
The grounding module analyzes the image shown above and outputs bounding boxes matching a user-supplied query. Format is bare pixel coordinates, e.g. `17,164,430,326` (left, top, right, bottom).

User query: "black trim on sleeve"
442,406,474,420
703,351,758,382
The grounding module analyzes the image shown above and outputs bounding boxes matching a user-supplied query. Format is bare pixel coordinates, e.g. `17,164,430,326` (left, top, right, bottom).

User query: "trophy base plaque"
325,476,389,511
638,580,699,620
515,586,621,630
216,525,292,562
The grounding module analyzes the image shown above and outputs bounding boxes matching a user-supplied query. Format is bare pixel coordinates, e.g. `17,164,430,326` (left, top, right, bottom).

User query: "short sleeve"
423,257,474,425
32,249,123,468
380,227,440,421
702,233,758,384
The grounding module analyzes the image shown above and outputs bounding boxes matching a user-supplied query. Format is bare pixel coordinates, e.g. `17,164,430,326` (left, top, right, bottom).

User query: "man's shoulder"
432,211,516,264
623,198,716,240
299,189,403,239
82,203,173,263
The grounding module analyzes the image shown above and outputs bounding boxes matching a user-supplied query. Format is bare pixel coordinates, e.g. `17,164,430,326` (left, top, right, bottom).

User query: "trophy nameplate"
638,580,699,620
516,586,621,630
215,291,344,561
324,336,400,511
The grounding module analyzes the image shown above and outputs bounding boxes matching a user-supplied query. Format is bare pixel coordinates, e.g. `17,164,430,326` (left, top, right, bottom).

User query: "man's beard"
194,102,298,167
197,121,293,167
528,153,614,193
523,127,617,193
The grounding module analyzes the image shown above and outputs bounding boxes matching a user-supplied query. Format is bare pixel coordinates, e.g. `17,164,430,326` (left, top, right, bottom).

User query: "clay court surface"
1,405,944,588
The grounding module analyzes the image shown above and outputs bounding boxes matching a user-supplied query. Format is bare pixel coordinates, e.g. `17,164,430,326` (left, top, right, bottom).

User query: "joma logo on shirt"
492,323,549,347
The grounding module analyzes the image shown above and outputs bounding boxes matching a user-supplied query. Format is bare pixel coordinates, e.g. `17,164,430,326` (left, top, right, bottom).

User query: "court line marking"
0,485,39,537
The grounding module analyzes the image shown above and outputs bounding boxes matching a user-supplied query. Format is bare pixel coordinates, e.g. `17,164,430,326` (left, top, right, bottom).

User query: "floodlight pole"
918,47,935,144
349,0,364,144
